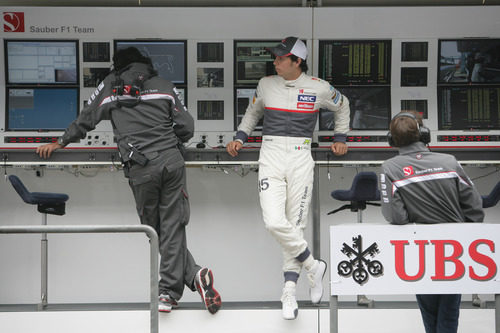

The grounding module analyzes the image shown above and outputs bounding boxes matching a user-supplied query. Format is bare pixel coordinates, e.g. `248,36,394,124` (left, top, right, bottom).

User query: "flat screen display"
197,42,224,62
83,42,110,62
319,86,391,131
6,87,79,131
234,88,263,130
401,99,428,119
319,40,391,85
401,67,428,87
401,41,428,62
438,85,500,130
234,40,279,85
114,40,187,84
438,39,500,84
5,40,79,85
197,101,224,120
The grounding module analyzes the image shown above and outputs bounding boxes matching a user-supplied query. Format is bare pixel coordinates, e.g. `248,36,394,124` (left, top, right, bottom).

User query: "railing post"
312,164,321,259
496,294,500,333
330,295,338,333
40,213,48,311
145,226,159,333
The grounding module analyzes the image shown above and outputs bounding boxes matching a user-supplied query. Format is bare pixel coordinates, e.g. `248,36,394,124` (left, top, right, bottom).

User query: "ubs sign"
330,224,499,296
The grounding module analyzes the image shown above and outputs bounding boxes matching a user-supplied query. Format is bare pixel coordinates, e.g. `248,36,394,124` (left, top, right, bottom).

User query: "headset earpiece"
387,112,430,146
387,131,395,147
112,73,146,108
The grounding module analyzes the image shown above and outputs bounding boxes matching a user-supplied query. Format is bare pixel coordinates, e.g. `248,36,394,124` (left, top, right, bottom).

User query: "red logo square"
403,166,414,177
4,12,25,32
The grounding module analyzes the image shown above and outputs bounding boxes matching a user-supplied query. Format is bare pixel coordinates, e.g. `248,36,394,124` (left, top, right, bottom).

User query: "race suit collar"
280,72,306,86
399,141,429,155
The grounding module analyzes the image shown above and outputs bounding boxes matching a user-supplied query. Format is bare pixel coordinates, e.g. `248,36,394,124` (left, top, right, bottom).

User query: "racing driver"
226,36,350,320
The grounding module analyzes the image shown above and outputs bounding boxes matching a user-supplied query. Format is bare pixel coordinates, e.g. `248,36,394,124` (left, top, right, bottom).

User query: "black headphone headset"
387,112,431,147
112,65,154,108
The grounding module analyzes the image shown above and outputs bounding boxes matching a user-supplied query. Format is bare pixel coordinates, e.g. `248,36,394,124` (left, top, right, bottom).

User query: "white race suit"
235,73,350,273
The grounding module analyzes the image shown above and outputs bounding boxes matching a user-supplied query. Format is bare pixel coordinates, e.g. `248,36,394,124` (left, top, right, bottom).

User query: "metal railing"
330,295,500,333
0,225,159,333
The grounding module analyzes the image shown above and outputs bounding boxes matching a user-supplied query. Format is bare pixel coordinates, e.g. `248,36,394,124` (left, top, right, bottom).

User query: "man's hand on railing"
36,142,63,159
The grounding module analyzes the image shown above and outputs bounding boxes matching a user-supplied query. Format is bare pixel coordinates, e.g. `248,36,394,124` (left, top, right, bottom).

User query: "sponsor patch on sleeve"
331,88,341,104
87,81,105,106
252,91,258,104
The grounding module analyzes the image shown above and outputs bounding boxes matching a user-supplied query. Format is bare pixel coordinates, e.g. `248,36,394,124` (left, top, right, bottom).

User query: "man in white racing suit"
226,37,350,320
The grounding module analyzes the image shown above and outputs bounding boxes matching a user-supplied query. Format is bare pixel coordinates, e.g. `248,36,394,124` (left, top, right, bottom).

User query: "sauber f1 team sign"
330,224,499,295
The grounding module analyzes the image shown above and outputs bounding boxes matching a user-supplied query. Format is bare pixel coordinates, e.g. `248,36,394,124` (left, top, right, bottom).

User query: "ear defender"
387,112,430,146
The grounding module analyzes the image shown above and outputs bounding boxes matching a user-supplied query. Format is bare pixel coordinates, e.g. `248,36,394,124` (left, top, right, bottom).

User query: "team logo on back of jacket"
403,166,414,176
337,235,384,285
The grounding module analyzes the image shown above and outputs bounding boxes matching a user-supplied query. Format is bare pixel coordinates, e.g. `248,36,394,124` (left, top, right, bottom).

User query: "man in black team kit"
37,47,222,314
380,110,484,333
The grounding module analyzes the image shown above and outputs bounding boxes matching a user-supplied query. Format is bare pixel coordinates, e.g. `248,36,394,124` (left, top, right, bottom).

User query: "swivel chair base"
357,294,374,307
472,294,486,308
7,175,69,311
329,172,381,309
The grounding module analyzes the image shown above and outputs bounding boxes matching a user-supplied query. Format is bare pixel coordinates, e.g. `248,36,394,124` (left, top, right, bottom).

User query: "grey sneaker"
307,259,327,304
195,268,222,314
158,293,178,313
281,286,298,320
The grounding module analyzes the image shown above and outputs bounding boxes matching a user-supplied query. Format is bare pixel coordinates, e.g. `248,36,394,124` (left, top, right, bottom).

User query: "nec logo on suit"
297,95,316,103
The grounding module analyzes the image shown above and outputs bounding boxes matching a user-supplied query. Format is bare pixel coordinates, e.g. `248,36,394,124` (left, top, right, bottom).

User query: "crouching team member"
380,110,484,333
226,37,350,320
37,47,221,314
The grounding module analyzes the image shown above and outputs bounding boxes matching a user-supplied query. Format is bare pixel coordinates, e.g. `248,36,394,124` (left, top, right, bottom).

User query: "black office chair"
328,171,381,221
328,171,381,307
8,174,69,309
482,181,500,209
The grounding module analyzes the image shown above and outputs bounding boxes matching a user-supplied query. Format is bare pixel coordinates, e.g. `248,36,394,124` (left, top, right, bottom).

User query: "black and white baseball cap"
268,37,307,60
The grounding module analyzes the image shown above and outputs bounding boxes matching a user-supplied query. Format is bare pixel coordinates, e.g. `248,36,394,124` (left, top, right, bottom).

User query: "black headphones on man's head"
387,112,431,146
112,67,153,108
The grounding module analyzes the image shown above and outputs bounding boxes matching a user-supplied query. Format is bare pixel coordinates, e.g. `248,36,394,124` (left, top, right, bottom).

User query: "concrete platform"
0,302,494,333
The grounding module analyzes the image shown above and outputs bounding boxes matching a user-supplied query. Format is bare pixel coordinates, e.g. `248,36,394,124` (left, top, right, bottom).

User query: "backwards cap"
268,37,307,60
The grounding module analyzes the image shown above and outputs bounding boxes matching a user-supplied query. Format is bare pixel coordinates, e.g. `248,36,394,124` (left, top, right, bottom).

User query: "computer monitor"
318,40,392,85
5,39,79,85
319,86,391,131
438,85,500,130
6,87,79,131
114,40,187,84
234,40,279,86
438,39,500,84
401,42,428,62
234,87,263,131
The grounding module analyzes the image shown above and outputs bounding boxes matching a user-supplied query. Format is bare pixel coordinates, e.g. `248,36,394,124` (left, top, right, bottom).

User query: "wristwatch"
57,137,66,146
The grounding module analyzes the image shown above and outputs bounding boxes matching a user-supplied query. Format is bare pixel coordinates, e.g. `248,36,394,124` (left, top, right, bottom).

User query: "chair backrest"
482,181,500,208
350,171,381,202
8,175,36,205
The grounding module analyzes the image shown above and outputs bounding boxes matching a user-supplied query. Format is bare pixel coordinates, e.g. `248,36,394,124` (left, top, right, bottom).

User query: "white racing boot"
307,259,327,304
281,285,298,320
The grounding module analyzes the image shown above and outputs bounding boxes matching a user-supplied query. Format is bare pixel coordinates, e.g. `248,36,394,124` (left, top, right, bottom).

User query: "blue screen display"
7,88,79,131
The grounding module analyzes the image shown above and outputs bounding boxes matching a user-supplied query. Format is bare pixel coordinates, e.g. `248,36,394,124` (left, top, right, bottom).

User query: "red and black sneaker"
158,293,178,313
195,268,222,314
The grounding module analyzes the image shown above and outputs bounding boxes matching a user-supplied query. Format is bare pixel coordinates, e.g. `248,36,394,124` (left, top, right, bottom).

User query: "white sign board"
330,223,500,295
